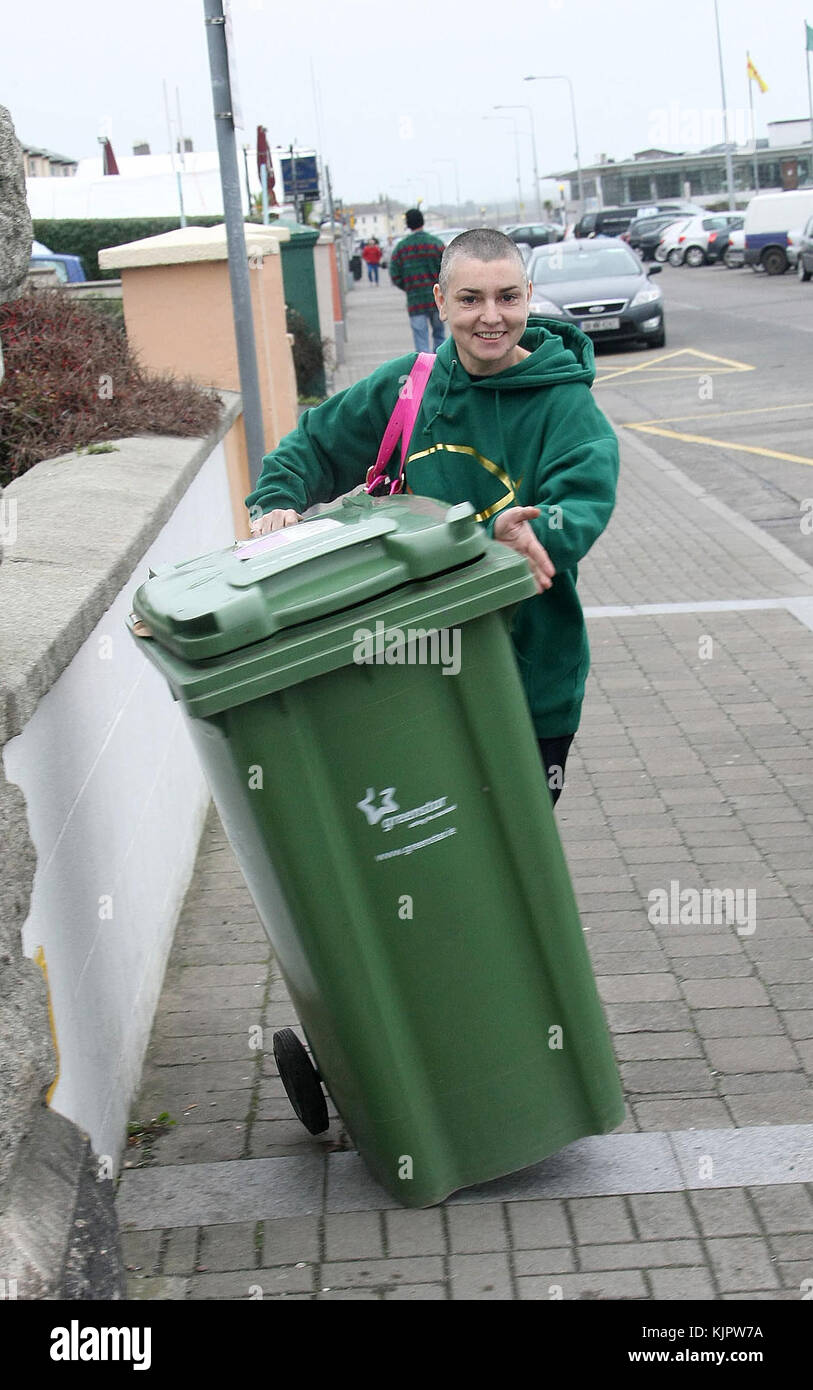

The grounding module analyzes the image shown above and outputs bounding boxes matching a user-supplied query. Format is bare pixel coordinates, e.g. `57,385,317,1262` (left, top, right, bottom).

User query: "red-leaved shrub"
0,290,223,486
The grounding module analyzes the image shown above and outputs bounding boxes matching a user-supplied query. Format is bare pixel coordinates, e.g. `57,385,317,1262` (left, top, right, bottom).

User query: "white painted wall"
3,439,235,1171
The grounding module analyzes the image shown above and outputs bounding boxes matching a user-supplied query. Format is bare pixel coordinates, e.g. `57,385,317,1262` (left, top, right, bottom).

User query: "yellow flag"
747,55,768,93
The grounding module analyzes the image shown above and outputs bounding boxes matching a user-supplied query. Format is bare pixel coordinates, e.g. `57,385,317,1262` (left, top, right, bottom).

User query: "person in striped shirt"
388,208,446,352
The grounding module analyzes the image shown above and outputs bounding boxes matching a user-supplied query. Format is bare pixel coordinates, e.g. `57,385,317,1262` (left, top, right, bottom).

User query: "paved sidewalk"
118,278,813,1300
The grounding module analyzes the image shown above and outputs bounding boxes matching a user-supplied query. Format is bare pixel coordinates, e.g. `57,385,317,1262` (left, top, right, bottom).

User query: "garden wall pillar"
99,226,298,536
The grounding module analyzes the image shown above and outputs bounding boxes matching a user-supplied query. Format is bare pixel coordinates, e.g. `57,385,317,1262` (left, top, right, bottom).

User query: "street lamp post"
713,0,737,211
419,168,443,213
434,157,461,215
524,74,583,215
483,115,523,221
495,104,542,220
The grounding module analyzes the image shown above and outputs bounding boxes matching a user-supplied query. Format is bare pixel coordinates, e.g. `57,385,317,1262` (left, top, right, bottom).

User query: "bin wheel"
272,1028,329,1135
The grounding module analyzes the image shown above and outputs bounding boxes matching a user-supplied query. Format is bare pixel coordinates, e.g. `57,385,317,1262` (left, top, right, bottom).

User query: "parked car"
723,226,746,268
654,219,693,262
573,202,700,240
743,189,813,275
435,227,470,246
30,239,86,283
504,221,564,247
664,213,742,267
786,225,803,269
625,213,685,260
705,215,744,264
526,237,665,348
797,213,813,282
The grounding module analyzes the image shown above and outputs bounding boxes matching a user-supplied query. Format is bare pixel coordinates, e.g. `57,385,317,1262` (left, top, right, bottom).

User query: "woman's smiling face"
434,256,532,375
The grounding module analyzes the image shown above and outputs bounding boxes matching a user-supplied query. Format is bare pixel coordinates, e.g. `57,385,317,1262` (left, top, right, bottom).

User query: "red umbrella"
256,125,278,206
99,137,120,176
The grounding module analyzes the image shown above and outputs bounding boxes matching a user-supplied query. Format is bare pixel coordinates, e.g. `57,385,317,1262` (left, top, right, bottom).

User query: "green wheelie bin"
129,493,624,1208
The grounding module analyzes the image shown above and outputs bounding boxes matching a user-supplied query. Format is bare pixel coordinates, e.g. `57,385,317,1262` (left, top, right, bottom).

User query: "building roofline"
548,139,813,181
21,144,77,164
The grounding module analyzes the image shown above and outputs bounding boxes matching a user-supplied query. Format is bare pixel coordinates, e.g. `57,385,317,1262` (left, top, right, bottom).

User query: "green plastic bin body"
277,221,324,397
130,495,624,1208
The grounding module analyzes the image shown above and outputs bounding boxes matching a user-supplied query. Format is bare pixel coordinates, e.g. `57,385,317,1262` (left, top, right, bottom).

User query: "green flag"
807,20,813,51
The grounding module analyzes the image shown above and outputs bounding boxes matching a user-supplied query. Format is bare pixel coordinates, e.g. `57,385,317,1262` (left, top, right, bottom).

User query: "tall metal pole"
163,78,186,227
524,74,583,214
420,168,443,212
747,56,758,193
713,0,737,210
496,105,542,219
241,144,252,211
483,115,522,219
434,157,461,214
807,30,813,162
203,0,266,488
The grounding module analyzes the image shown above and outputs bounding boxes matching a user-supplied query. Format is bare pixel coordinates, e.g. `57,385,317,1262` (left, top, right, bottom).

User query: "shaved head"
438,228,527,296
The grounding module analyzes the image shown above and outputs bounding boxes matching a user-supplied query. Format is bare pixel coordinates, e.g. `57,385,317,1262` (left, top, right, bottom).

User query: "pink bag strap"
365,352,436,496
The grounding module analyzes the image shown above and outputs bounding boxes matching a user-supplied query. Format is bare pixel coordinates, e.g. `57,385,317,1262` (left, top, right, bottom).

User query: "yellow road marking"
595,346,755,386
625,422,813,467
625,402,813,427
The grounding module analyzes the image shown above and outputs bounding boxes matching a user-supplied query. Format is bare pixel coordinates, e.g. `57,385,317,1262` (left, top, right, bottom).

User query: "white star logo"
357,787,399,826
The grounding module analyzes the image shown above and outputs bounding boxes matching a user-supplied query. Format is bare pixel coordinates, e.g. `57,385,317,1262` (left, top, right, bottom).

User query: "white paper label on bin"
235,518,343,559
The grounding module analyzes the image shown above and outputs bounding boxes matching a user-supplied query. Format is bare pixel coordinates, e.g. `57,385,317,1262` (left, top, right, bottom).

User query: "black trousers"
538,734,575,806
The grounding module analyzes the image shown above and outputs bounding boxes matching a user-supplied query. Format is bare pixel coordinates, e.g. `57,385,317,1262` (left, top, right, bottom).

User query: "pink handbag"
364,352,436,496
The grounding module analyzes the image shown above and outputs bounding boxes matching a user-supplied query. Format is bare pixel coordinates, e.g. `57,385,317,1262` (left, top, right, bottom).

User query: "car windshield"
529,245,641,282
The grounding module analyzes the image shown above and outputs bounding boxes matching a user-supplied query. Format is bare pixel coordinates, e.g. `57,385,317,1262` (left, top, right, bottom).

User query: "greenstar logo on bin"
352,621,461,676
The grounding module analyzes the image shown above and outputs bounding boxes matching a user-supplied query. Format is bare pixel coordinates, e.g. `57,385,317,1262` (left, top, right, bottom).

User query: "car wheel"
723,248,739,268
685,245,706,267
667,248,684,267
654,245,669,263
798,258,812,283
762,247,787,276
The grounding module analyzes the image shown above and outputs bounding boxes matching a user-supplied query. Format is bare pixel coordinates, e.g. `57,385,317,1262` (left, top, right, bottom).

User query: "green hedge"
32,217,226,280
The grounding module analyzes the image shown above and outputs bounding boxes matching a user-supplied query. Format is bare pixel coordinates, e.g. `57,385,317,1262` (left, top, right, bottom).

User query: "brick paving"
118,277,813,1300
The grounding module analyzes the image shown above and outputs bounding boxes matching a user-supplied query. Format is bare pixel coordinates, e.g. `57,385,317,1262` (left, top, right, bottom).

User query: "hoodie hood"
434,317,595,390
422,318,596,433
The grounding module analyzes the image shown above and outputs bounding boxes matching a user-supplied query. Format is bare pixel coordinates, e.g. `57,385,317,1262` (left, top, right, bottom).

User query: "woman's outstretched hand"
493,506,556,593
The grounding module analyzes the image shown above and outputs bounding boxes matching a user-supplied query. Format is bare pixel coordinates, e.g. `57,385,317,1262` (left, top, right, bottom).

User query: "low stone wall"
0,394,242,1295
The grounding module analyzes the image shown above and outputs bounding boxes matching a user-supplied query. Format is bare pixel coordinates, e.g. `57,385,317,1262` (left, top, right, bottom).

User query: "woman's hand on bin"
493,507,555,593
250,508,302,536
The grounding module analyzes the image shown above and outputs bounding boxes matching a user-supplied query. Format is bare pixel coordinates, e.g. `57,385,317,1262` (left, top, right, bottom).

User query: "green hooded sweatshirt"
246,319,619,737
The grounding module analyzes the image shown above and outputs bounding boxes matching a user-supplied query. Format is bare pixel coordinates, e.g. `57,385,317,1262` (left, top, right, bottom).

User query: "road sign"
281,152,320,200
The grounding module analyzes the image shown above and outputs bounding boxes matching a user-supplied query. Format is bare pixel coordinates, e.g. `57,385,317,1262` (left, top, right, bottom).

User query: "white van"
744,189,813,275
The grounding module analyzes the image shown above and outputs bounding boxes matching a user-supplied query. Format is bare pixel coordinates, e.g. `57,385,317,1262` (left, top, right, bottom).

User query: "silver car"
527,238,665,348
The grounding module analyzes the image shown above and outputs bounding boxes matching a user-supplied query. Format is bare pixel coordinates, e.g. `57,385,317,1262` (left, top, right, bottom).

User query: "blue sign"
281,153,320,199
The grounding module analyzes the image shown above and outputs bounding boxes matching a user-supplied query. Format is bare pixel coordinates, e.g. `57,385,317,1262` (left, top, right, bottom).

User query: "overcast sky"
4,0,813,206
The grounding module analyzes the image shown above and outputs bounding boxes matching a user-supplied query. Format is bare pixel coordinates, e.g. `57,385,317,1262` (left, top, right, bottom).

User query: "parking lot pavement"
118,276,813,1300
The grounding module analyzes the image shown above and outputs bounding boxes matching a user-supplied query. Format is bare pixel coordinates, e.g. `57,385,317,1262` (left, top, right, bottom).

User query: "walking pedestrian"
362,237,383,284
388,208,446,351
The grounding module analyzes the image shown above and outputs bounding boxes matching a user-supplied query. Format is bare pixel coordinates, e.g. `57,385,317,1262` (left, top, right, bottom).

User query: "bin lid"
274,220,319,246
132,494,493,662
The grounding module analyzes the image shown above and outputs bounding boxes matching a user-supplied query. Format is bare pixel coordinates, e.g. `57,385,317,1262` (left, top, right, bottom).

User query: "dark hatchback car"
527,237,665,348
573,202,699,240
704,215,744,264
625,213,682,260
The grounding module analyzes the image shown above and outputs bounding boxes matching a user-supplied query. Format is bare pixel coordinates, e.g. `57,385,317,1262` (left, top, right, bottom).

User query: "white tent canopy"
26,151,249,220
